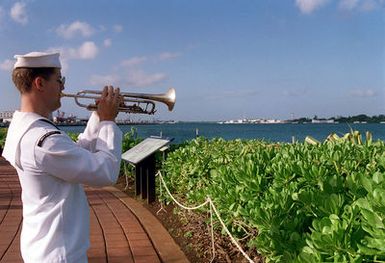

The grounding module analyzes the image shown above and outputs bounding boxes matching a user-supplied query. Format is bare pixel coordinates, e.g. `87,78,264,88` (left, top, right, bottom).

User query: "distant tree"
289,114,385,123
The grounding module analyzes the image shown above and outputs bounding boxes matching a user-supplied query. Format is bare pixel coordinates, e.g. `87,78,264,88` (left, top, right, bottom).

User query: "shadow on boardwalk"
0,157,188,263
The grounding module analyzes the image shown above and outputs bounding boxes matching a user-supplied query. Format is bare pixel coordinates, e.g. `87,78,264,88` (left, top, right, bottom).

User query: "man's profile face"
42,68,64,112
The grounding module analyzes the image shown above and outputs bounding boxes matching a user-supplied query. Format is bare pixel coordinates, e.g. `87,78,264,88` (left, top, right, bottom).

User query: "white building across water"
0,111,14,123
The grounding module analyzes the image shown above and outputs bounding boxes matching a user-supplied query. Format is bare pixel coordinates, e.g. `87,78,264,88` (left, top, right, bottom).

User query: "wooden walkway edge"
0,157,188,263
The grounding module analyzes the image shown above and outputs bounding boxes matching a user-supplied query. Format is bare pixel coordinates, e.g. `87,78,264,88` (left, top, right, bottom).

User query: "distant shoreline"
0,121,166,128
1,113,385,129
2,121,385,129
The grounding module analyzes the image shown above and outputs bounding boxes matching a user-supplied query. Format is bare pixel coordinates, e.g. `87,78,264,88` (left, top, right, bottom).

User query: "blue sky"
0,0,384,121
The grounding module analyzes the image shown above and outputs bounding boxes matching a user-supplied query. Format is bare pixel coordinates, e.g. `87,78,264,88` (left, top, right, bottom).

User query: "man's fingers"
96,85,120,121
107,85,113,99
119,95,125,106
113,87,120,103
101,86,108,98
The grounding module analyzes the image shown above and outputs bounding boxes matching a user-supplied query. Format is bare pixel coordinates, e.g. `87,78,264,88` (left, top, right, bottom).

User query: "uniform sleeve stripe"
39,119,60,130
37,131,61,147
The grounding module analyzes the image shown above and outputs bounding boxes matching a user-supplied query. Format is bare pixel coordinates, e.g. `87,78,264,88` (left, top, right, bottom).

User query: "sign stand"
122,136,172,203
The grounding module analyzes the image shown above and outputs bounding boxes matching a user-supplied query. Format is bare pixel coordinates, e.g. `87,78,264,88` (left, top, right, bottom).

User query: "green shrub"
160,133,385,262
0,128,8,152
121,127,143,177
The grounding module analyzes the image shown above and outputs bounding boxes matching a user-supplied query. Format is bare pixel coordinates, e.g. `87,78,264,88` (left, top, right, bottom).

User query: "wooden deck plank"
0,158,164,263
0,157,167,263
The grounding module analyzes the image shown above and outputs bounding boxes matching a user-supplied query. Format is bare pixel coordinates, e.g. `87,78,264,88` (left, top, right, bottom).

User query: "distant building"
311,119,335,124
218,118,285,124
0,111,14,123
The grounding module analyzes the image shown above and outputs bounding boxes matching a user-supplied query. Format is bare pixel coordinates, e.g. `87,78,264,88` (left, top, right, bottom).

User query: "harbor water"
60,122,385,144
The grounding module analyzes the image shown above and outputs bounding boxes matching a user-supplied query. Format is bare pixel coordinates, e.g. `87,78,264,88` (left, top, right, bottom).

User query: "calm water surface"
60,122,385,144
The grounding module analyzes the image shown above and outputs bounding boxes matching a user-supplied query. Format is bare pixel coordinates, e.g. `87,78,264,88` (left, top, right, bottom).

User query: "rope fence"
156,171,255,263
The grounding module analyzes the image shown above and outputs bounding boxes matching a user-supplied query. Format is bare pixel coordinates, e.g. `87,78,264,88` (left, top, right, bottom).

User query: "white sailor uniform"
2,111,122,263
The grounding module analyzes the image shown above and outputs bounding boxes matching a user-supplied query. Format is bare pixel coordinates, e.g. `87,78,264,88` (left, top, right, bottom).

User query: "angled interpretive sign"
121,136,172,165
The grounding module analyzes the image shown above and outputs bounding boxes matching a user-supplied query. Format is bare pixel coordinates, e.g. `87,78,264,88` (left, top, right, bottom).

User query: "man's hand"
96,86,121,122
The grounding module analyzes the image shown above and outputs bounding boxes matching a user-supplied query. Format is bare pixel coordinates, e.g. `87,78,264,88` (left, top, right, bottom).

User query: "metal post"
147,154,156,203
135,165,141,196
135,154,156,203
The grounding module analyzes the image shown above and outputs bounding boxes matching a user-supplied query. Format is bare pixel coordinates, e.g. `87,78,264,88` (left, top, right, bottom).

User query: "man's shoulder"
23,120,62,146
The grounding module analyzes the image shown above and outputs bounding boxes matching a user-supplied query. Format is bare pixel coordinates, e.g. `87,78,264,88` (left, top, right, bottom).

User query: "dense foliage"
121,127,143,176
0,128,7,152
161,133,385,262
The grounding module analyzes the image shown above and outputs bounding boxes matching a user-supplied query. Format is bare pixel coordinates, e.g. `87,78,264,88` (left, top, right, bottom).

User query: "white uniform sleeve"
76,112,100,151
34,121,123,187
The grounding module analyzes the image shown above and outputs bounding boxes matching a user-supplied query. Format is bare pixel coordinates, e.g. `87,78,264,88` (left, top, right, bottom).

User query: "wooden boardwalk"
0,157,188,263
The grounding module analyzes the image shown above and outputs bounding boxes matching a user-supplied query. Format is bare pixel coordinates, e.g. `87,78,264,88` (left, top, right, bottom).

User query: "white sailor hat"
13,51,61,69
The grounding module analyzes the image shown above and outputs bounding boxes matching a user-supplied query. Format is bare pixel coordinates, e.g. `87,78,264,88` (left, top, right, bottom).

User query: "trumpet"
61,88,176,115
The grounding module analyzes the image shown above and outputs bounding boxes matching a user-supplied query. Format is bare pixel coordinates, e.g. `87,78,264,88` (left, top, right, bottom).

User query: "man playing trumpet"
2,51,123,262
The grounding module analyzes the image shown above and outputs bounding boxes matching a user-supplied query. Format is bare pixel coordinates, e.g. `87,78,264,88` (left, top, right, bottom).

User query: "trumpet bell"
143,87,175,112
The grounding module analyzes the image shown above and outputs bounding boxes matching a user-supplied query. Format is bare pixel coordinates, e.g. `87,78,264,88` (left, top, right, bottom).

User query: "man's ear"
32,76,45,91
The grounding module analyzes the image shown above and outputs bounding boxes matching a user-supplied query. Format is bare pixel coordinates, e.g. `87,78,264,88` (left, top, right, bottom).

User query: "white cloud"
104,38,112,47
99,25,107,32
283,89,308,97
76,41,98,59
158,52,181,61
125,69,167,87
120,53,180,67
359,0,385,12
206,90,259,101
0,7,5,25
339,0,383,11
350,89,377,97
361,0,378,12
47,42,99,73
121,56,148,67
89,74,120,86
296,0,329,14
56,21,95,39
113,24,123,33
89,69,166,88
10,2,28,25
89,51,171,88
339,0,360,10
60,41,98,60
296,0,384,13
360,0,378,11
0,59,14,71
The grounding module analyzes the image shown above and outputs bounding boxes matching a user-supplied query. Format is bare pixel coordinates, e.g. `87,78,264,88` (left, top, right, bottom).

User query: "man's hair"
12,67,56,94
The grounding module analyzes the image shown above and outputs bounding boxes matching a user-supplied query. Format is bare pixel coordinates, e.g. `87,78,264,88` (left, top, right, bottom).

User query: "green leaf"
364,237,385,251
355,198,370,210
373,172,384,184
361,209,384,229
357,243,381,255
359,174,373,193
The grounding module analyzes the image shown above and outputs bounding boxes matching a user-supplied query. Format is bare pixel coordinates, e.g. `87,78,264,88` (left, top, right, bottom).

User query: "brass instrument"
61,88,176,115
